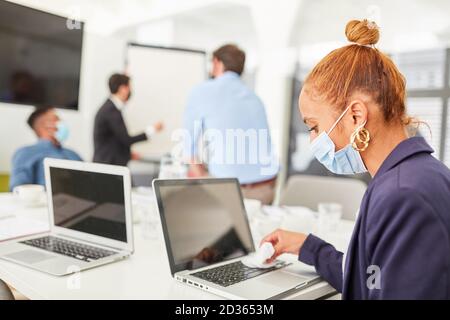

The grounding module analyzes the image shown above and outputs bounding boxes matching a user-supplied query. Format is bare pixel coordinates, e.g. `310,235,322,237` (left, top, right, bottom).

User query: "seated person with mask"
9,107,82,190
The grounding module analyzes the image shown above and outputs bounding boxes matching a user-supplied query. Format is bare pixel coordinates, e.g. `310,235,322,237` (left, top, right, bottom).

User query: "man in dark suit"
93,73,163,166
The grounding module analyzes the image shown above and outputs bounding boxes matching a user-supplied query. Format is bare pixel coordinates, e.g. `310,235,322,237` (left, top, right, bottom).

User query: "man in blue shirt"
183,44,279,204
10,107,82,190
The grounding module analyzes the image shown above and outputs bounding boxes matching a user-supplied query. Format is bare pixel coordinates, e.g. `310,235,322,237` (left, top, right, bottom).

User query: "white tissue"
242,242,276,269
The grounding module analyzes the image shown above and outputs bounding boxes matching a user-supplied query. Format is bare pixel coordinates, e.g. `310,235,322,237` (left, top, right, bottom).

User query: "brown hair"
27,106,54,130
109,73,130,94
304,19,413,126
213,44,246,76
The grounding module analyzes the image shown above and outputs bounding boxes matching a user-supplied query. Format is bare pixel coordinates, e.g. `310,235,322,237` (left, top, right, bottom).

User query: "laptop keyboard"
21,236,116,262
191,260,289,287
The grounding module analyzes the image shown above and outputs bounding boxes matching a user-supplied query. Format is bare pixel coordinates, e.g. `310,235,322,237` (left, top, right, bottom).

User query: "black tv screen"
0,1,83,110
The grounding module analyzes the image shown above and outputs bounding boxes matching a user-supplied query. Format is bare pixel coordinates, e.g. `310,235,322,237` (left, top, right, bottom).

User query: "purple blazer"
299,137,450,299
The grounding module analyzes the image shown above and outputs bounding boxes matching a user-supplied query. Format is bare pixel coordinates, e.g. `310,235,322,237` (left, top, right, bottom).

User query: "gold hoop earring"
351,127,370,152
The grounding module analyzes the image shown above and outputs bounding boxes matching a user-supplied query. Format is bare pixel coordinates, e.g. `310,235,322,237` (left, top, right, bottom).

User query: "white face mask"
309,105,368,175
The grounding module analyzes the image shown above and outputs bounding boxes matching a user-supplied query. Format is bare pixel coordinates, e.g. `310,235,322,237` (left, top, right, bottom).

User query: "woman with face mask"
262,19,450,299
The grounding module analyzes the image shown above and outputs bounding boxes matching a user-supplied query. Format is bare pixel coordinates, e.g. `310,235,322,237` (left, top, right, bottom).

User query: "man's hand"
188,164,208,178
153,121,164,133
261,229,308,263
131,151,142,161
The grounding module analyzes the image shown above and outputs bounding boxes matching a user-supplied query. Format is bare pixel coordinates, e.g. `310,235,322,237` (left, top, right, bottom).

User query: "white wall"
0,32,127,172
291,0,450,66
3,0,450,174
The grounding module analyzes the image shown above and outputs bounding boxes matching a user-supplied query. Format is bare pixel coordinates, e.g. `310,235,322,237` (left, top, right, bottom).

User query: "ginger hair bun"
345,19,380,46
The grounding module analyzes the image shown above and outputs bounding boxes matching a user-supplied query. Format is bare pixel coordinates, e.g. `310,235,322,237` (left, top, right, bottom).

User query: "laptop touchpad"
6,250,57,264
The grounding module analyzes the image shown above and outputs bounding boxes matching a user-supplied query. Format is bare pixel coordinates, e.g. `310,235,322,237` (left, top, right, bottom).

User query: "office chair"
280,174,367,221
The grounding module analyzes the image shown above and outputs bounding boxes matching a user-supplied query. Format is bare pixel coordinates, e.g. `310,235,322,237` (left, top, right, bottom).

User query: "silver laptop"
153,178,320,300
0,159,134,276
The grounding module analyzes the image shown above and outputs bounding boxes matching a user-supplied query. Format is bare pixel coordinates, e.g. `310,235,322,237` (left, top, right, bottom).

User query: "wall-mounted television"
0,0,83,110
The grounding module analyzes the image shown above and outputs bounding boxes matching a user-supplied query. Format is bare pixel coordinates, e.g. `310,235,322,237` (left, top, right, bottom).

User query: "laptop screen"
49,167,127,242
155,179,255,274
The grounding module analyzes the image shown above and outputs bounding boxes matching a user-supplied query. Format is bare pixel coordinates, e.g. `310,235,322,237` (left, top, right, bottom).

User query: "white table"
0,192,354,300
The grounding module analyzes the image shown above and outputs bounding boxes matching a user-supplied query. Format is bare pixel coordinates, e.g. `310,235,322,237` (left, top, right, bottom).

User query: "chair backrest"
0,174,10,193
280,174,367,221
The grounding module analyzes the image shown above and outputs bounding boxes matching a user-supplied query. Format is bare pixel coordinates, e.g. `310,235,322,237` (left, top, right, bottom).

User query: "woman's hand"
260,229,308,263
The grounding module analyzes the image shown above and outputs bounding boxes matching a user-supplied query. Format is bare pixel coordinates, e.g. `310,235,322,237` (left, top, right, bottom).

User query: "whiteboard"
124,44,206,158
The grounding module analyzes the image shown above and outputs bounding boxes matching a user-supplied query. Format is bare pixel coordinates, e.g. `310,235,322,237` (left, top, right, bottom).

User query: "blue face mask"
55,122,70,143
310,106,368,175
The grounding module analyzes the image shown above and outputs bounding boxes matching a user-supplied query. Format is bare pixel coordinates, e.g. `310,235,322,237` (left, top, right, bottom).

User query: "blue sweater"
10,139,82,190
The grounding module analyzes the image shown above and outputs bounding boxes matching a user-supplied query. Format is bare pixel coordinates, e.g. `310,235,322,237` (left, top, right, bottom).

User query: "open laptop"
0,159,134,276
153,178,320,300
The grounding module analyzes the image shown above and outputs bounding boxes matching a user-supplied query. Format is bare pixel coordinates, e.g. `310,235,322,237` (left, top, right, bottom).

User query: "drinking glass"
317,202,343,235
158,154,187,179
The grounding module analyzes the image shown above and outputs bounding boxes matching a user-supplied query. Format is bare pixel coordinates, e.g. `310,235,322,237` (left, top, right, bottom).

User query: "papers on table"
0,216,49,242
0,195,46,219
0,208,16,219
0,200,21,219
